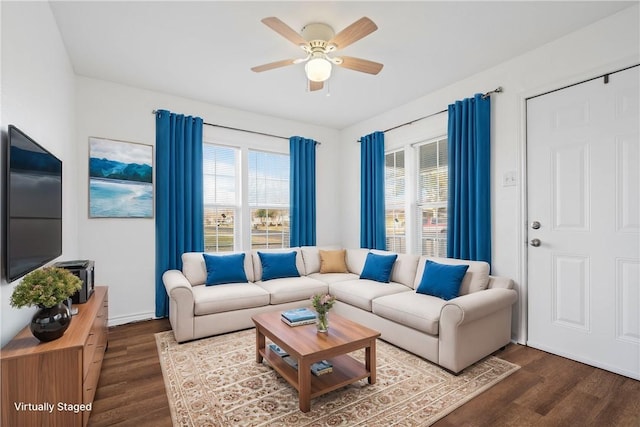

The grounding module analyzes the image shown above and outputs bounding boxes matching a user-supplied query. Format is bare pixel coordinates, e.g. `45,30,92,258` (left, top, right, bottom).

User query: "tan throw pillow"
319,249,348,273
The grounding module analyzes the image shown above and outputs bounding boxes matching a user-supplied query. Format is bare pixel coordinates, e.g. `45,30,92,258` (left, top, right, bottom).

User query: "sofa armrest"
443,288,517,326
487,275,514,290
162,269,196,342
438,288,517,373
164,269,193,293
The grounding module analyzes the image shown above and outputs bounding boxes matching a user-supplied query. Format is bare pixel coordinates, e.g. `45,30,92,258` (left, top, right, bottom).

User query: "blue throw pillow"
258,251,300,281
203,253,248,286
416,260,469,300
360,252,398,283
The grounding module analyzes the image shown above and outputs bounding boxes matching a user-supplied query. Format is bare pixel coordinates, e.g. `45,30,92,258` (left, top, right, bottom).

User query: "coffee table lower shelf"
260,346,371,400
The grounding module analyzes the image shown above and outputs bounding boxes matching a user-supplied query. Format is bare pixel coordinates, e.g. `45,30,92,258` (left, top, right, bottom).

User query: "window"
203,144,291,252
418,137,448,257
385,150,406,252
203,144,239,252
248,150,290,249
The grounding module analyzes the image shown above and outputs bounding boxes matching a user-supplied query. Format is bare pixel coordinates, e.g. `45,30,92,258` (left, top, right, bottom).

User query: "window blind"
248,149,290,249
418,138,448,257
203,143,239,251
385,150,406,253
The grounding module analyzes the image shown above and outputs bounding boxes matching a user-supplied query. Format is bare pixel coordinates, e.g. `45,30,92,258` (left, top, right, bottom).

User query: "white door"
527,66,639,380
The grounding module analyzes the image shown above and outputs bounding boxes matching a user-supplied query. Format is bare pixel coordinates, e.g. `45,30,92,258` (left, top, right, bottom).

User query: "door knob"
531,221,541,230
530,238,541,247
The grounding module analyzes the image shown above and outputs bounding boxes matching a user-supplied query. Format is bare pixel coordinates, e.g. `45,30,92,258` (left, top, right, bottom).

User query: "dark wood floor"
89,319,640,427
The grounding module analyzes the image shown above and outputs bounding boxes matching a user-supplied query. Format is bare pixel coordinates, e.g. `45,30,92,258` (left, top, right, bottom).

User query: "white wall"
1,2,78,347
75,77,341,325
338,5,640,342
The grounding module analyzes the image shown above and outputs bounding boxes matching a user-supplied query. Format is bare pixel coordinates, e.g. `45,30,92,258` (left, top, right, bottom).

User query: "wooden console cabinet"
1,286,108,427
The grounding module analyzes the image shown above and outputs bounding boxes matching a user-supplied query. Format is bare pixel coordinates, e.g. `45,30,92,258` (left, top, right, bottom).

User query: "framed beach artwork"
89,137,153,218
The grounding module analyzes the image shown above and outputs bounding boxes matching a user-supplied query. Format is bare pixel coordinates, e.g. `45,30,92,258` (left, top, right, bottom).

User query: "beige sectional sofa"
162,246,517,373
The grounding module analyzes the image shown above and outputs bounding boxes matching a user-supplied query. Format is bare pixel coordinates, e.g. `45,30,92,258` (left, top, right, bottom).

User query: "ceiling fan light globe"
305,58,332,82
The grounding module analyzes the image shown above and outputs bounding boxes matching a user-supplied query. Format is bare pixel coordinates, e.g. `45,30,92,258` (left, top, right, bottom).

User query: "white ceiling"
49,1,634,129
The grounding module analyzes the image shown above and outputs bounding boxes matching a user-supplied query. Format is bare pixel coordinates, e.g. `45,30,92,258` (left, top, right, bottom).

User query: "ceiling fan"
251,16,384,91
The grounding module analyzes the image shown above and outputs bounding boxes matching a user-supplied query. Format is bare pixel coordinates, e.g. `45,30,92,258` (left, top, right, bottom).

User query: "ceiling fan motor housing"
301,23,335,43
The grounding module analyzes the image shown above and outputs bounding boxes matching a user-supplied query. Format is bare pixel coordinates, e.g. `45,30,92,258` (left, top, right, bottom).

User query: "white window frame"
415,135,448,257
202,126,289,251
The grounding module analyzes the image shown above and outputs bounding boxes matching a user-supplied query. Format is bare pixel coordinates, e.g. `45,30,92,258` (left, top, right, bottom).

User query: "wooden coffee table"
252,310,381,412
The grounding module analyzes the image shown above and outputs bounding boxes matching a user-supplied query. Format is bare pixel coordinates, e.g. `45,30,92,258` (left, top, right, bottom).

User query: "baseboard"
108,312,156,327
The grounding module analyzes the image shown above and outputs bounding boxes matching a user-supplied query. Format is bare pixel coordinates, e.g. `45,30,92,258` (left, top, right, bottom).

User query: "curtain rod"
151,110,321,145
357,86,503,142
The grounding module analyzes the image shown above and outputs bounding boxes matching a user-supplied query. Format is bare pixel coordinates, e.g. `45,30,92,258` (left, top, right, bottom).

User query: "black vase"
30,302,72,342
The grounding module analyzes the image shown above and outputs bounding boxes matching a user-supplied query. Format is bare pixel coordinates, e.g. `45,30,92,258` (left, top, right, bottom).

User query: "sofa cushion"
257,276,328,304
360,252,398,283
416,260,469,300
203,253,248,286
252,248,306,281
300,245,341,274
192,283,270,315
345,248,370,275
182,252,254,286
329,279,411,312
319,249,348,273
308,272,360,284
372,291,446,335
372,250,420,288
413,257,490,295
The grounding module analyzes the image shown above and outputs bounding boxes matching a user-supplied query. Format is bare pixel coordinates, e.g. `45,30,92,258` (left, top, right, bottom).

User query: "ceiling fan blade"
328,17,377,50
261,17,308,47
337,56,384,75
251,59,296,73
309,80,324,92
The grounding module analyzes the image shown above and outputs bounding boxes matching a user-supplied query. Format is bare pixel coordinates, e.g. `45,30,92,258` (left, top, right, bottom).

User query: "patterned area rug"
155,329,519,426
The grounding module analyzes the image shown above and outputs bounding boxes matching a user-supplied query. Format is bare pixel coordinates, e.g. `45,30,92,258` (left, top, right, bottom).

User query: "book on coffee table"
282,308,315,322
282,357,333,376
281,317,317,327
268,343,288,357
311,360,333,376
282,356,298,370
281,308,316,327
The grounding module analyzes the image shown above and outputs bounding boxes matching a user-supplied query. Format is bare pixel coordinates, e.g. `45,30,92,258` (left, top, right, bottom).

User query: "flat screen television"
5,125,62,282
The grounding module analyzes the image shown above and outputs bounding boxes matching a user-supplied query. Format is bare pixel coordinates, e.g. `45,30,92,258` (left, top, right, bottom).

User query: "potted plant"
10,267,82,342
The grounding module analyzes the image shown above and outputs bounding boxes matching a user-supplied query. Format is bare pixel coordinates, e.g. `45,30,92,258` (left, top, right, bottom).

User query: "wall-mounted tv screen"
5,125,62,282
